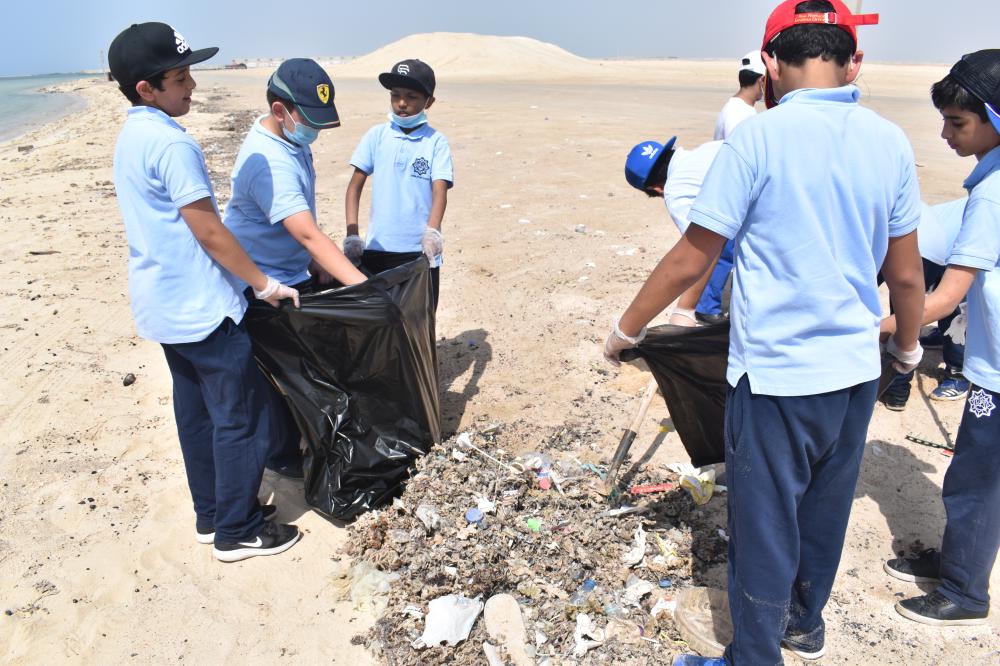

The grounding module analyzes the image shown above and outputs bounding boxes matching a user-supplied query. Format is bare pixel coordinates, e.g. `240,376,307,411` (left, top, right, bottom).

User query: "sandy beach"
0,34,995,664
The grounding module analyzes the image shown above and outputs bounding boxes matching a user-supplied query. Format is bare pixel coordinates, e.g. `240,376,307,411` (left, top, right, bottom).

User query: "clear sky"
2,0,996,76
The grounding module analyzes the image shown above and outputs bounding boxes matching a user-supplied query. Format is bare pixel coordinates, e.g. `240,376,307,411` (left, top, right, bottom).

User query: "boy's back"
114,105,245,343
691,85,920,395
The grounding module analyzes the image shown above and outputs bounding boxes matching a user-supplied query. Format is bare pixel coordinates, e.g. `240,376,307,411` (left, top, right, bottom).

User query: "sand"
0,32,996,664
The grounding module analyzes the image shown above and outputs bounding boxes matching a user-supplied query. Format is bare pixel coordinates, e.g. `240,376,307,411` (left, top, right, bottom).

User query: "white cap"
739,50,765,76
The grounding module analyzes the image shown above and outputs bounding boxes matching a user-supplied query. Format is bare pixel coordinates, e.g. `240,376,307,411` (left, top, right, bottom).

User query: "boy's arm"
345,168,368,236
880,264,977,337
282,210,366,285
427,179,448,231
179,198,298,306
879,231,925,354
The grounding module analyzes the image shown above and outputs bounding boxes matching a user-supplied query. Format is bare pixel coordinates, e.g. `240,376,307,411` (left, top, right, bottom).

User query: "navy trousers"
723,375,879,665
161,317,269,542
938,384,1000,613
696,239,734,316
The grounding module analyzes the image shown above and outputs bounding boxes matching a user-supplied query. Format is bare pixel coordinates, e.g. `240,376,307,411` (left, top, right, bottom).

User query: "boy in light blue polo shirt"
109,22,301,563
344,59,453,308
604,2,926,663
881,49,1000,628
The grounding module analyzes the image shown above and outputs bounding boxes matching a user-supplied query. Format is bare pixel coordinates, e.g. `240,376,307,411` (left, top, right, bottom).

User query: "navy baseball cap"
949,49,1000,135
379,59,436,97
268,58,340,129
625,137,677,191
109,22,218,89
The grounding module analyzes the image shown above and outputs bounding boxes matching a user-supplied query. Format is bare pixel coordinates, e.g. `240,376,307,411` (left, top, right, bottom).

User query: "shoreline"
0,75,94,144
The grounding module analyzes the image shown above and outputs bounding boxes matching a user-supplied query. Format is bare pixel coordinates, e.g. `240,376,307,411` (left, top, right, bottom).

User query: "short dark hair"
266,89,295,114
119,71,166,105
739,70,763,89
931,74,989,123
643,150,674,197
765,1,856,68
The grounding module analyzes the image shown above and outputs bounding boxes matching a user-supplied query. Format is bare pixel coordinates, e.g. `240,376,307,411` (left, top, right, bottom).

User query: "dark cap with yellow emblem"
267,58,340,129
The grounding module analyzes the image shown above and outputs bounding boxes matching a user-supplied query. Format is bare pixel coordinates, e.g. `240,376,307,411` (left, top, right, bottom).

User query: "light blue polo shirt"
918,197,967,266
687,86,922,396
950,146,1000,393
113,106,246,344
223,116,315,286
350,121,453,267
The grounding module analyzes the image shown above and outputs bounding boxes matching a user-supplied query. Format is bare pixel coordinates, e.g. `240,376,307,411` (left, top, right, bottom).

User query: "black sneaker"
196,504,278,545
695,312,728,326
213,522,301,563
895,590,989,626
782,621,825,660
884,548,941,583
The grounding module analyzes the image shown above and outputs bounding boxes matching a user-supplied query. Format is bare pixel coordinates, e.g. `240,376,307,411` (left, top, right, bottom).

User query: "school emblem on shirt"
412,157,430,177
968,389,996,419
316,83,330,105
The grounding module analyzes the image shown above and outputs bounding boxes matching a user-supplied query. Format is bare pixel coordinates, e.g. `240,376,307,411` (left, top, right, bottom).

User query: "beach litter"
346,423,730,665
412,594,484,649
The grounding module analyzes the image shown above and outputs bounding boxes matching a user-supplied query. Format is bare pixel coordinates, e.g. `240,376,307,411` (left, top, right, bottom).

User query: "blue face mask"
389,110,428,129
281,114,319,145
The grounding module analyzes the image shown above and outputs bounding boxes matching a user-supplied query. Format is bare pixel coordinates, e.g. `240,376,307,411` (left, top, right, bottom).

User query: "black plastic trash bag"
622,323,729,467
245,255,440,520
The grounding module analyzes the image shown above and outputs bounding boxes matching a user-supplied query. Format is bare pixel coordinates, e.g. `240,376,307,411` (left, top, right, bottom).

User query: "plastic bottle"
569,578,597,605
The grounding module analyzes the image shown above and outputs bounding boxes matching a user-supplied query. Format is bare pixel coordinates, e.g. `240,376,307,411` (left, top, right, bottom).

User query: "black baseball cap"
949,49,1000,134
267,58,340,129
108,22,218,89
378,59,436,97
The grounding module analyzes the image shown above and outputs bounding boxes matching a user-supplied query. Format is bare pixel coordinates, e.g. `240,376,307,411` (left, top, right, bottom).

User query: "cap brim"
642,136,677,187
296,102,341,129
378,72,431,96
987,103,1000,136
172,46,220,72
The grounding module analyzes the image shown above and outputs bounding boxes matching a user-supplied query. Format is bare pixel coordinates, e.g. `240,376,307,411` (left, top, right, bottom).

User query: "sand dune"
334,32,603,80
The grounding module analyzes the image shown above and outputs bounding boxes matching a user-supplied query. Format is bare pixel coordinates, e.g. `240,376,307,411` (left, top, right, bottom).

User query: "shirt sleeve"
947,193,1000,271
431,135,454,187
246,160,311,225
157,141,213,208
887,139,922,238
687,143,755,240
349,127,376,175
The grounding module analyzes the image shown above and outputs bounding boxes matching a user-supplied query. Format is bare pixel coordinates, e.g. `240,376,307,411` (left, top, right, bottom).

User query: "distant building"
224,61,248,70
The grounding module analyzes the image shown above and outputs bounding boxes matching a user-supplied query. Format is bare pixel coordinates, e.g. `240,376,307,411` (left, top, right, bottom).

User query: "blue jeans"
161,317,269,542
938,385,1000,613
723,375,878,665
696,239,734,316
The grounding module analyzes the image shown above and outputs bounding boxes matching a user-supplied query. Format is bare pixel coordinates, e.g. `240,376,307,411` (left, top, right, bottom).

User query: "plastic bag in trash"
332,561,399,615
245,254,440,520
412,594,485,648
621,323,728,467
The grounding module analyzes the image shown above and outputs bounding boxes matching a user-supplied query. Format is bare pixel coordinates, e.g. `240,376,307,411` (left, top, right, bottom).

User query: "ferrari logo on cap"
316,84,330,105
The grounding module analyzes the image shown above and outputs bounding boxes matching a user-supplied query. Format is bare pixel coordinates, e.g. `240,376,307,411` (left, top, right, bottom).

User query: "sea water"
0,73,99,142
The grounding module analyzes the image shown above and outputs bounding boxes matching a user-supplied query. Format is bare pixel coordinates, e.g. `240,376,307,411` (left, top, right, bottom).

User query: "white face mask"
281,112,319,145
389,109,428,129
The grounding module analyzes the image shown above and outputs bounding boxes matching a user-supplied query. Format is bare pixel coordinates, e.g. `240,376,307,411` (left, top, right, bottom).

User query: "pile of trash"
338,423,730,665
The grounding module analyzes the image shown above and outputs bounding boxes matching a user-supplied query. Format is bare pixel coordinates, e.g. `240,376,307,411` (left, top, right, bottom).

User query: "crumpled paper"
622,524,647,567
412,594,484,649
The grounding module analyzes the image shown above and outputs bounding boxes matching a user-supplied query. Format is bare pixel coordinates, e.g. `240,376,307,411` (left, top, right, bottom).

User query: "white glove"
603,318,647,367
885,335,923,374
253,276,300,308
421,228,444,260
668,307,699,327
944,303,968,345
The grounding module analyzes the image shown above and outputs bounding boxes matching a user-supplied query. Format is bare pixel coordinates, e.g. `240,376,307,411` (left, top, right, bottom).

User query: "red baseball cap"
761,0,879,107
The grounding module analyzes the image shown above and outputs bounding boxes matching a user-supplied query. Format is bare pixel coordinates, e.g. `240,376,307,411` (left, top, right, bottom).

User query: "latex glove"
668,307,699,327
343,234,365,262
885,335,923,374
944,303,968,345
253,276,300,308
603,318,647,367
421,227,444,260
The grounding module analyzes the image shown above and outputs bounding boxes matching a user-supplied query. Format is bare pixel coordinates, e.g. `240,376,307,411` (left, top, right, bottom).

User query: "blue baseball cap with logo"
624,137,677,191
267,58,340,129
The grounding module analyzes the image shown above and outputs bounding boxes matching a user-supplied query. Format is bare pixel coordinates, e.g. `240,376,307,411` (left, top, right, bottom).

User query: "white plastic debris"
483,642,504,666
668,463,717,505
452,449,468,462
400,605,424,619
518,218,531,224
622,524,647,567
475,494,497,514
412,594,484,649
575,224,588,233
650,597,677,618
415,503,441,532
572,613,606,657
622,574,655,606
347,561,399,615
